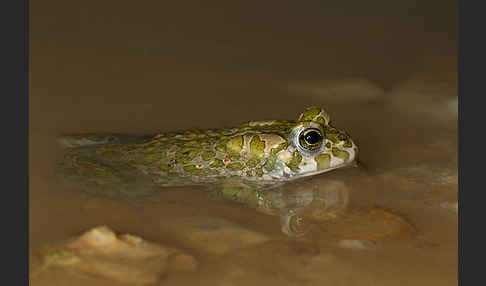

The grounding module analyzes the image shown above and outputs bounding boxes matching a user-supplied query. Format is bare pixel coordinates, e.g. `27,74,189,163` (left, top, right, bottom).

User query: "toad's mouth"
265,159,358,183
295,160,358,178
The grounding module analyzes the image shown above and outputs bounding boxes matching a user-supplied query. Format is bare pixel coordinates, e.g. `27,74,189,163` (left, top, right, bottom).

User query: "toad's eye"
299,128,324,151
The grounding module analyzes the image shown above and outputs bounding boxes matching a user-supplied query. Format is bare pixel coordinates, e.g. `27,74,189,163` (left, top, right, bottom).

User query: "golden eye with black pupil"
299,128,323,151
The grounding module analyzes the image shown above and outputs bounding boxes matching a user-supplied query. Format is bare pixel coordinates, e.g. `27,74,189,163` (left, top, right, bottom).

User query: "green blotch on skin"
149,141,165,147
209,159,224,168
215,140,227,153
325,142,331,149
321,112,331,124
332,147,350,161
221,128,237,135
272,120,286,126
286,151,302,172
184,129,201,138
314,116,326,125
183,140,199,147
226,136,243,155
326,130,340,143
299,107,321,122
262,142,289,171
201,151,216,161
263,154,277,172
175,148,200,164
228,153,241,161
205,129,219,137
226,162,245,170
249,136,265,159
343,140,352,148
271,142,289,154
315,153,331,169
255,168,264,177
246,157,261,168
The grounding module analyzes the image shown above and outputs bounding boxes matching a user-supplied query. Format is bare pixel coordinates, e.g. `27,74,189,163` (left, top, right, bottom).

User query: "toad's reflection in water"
206,178,350,237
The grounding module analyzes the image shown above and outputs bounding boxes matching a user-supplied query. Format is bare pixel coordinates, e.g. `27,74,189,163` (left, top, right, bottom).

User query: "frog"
57,106,358,235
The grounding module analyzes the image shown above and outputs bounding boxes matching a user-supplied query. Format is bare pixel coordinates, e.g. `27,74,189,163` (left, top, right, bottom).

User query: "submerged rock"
32,226,198,285
440,201,458,214
322,207,416,242
164,217,271,255
389,72,457,127
376,164,458,196
337,239,377,250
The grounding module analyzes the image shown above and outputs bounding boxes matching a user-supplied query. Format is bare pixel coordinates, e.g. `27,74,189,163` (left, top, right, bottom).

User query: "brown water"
30,1,457,285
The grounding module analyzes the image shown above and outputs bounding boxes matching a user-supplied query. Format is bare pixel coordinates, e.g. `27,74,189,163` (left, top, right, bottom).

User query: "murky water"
30,1,457,285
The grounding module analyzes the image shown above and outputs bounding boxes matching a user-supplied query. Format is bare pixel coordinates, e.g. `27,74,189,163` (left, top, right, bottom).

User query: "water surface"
30,1,457,285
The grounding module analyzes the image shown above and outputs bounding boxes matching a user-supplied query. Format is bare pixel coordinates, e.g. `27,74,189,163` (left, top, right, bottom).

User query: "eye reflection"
299,128,324,151
304,131,322,144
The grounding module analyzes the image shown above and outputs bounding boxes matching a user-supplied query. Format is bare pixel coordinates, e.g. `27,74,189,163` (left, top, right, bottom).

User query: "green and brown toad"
57,107,358,235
